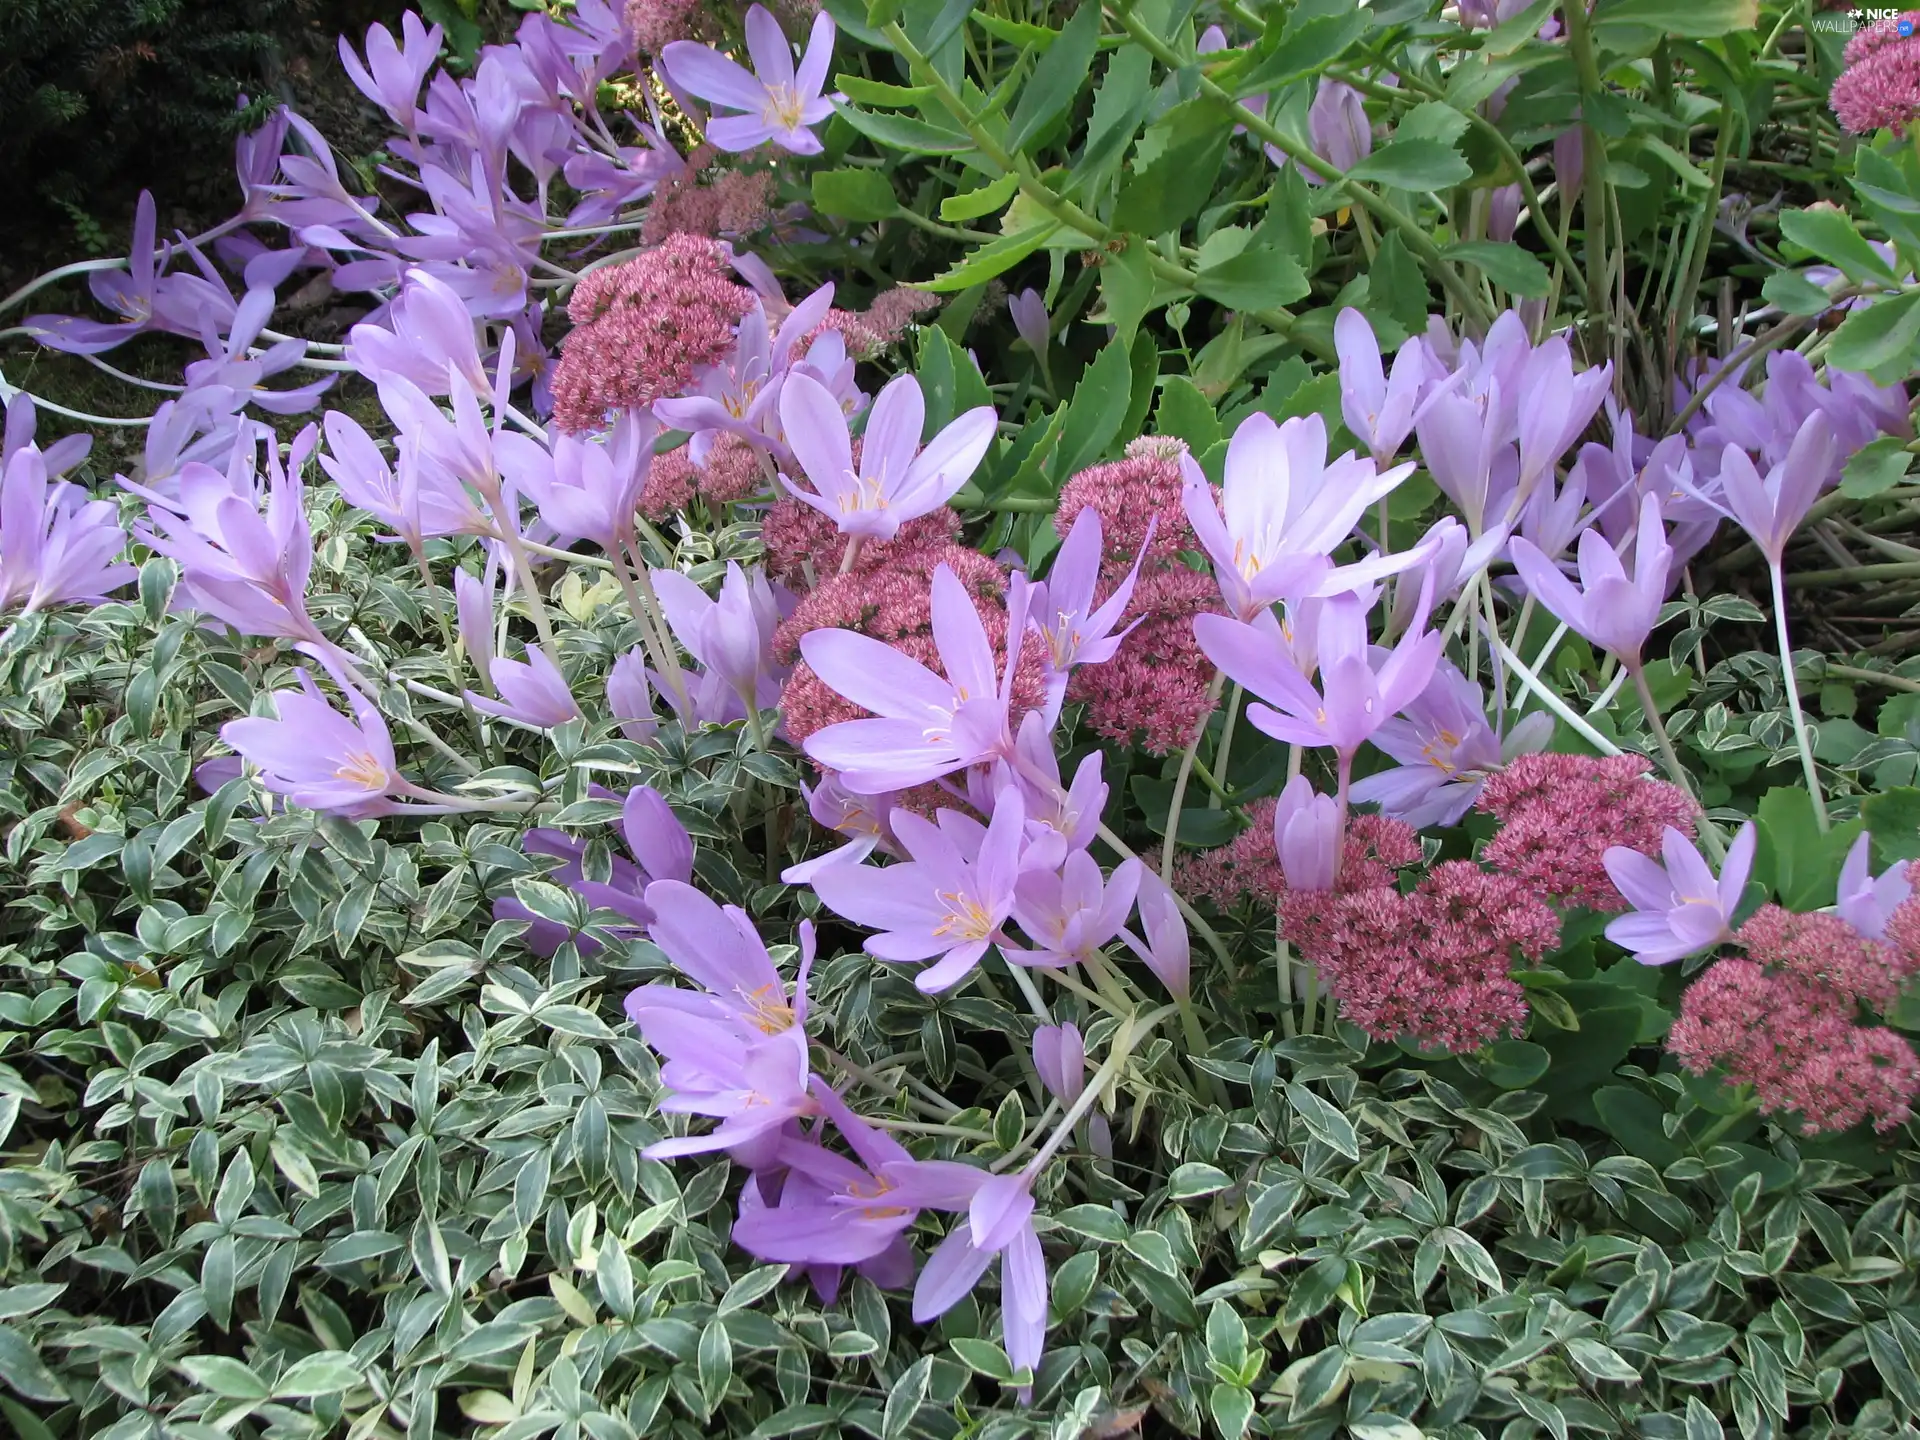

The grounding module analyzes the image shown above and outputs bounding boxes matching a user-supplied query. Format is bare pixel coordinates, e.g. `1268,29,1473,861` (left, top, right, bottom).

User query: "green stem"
1209,683,1243,810
1769,561,1829,831
1161,671,1225,881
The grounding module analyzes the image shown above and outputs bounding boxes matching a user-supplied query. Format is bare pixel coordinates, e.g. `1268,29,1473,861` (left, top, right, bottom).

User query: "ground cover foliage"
6,0,1920,1438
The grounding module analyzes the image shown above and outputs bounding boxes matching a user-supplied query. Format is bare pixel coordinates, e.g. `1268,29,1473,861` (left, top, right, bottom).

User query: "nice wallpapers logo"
1820,7,1919,30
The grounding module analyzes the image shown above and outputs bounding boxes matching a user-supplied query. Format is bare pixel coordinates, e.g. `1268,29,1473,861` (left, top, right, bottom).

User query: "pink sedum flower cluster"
1670,905,1920,1133
1830,11,1920,135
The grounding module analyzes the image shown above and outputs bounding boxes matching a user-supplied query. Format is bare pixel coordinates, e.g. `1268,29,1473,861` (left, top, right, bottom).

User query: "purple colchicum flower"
627,880,815,1167
782,773,901,883
808,786,1033,994
1182,412,1416,621
0,447,135,616
1007,852,1143,969
1009,289,1050,360
1304,79,1370,177
910,1169,1049,1382
800,563,1030,792
1603,823,1758,966
1508,492,1673,670
1714,413,1836,569
1195,582,1444,766
466,648,581,727
607,647,660,744
338,11,444,135
25,191,169,354
1272,775,1340,892
1837,833,1912,941
344,269,485,395
1334,308,1449,468
653,283,836,463
1351,660,1553,828
661,6,837,156
495,786,693,956
3,394,92,481
1031,507,1146,718
508,410,655,549
779,372,996,542
221,670,411,818
454,565,495,682
1123,869,1191,1000
652,561,787,726
1000,712,1107,853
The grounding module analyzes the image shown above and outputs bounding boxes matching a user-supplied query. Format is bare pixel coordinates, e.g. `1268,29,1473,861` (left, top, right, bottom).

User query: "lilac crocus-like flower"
1123,869,1191,1000
338,11,444,134
1351,660,1553,828
1603,823,1757,966
1836,832,1912,941
26,191,168,354
1000,712,1107,853
454,565,495,683
344,269,485,396
607,647,660,744
1007,852,1143,969
0,448,135,615
321,413,481,550
808,787,1029,993
732,1080,920,1287
1515,336,1612,495
1335,308,1449,468
1304,79,1370,177
629,884,816,1166
495,786,693,955
1715,413,1837,569
654,284,836,462
661,6,837,156
509,410,656,550
1195,583,1443,765
652,561,787,725
1508,491,1673,670
779,371,996,541
910,1169,1049,1381
1272,775,1340,892
800,563,1030,792
1032,507,1146,717
1183,412,1416,620
1010,289,1050,359
3,394,91,481
222,670,410,818
467,648,581,727
782,773,901,883
1033,1023,1085,1105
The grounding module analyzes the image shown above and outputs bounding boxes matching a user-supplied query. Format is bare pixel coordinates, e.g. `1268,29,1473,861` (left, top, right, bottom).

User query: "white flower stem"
1770,561,1829,831
1021,1004,1176,1179
1486,632,1623,757
1161,670,1225,881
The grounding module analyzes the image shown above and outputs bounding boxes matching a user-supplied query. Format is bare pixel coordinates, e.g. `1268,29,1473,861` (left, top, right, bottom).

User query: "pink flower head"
1273,775,1340,892
799,562,1032,792
1714,412,1836,570
1837,832,1913,941
1195,581,1443,763
221,669,409,817
661,5,837,156
1603,822,1757,966
0,447,134,615
1831,14,1920,135
1183,411,1417,621
1508,490,1673,669
779,371,996,541
1007,852,1143,969
1122,868,1191,1000
808,785,1040,993
1351,659,1553,829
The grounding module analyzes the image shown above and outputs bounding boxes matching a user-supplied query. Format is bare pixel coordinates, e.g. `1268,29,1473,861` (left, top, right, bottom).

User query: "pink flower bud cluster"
625,0,716,53
760,495,960,589
639,432,763,521
1830,12,1920,135
1476,753,1696,911
810,288,941,361
642,162,777,245
549,235,751,433
1669,905,1920,1133
1281,860,1561,1053
1053,439,1221,755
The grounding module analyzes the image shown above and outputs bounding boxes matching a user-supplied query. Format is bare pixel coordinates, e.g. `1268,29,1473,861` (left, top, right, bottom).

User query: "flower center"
764,84,808,131
738,982,795,1034
835,466,890,514
933,890,993,942
848,1175,907,1220
334,748,389,792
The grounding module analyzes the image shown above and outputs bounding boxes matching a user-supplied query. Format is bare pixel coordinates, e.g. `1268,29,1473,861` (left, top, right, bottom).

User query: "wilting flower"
779,372,996,541
1837,833,1913,941
0,447,135,615
1183,412,1415,620
800,562,1031,792
222,670,410,817
808,786,1031,993
1603,823,1757,965
1508,491,1673,670
661,5,837,155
